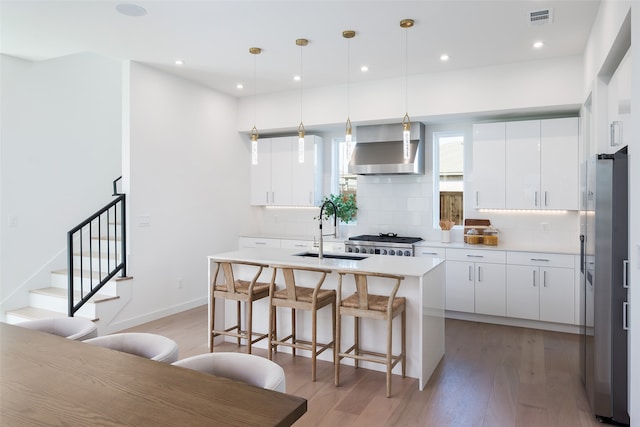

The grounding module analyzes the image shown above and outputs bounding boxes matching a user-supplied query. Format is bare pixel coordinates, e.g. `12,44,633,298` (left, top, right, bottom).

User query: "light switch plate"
138,215,151,227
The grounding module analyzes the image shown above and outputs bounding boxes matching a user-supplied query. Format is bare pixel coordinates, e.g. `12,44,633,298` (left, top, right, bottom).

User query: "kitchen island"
208,248,445,390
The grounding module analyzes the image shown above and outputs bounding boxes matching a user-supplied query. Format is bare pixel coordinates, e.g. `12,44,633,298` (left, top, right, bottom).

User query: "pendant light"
296,38,308,163
249,47,261,165
400,19,414,160
343,30,356,144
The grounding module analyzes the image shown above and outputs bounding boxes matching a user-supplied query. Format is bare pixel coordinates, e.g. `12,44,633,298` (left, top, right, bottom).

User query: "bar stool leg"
247,300,254,354
236,301,242,347
268,304,275,360
354,316,360,369
386,314,393,398
291,308,296,357
331,300,336,363
210,295,216,352
311,307,317,382
334,306,342,387
402,308,407,378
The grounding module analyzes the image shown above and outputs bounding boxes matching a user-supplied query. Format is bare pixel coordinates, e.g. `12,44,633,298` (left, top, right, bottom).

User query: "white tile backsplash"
250,174,581,253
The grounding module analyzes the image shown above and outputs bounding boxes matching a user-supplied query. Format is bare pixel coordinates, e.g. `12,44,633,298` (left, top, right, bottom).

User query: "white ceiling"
1,1,601,98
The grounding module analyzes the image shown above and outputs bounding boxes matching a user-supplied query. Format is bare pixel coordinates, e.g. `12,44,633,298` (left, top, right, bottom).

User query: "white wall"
238,55,584,133
110,62,249,329
629,2,638,421
0,53,122,315
583,0,637,419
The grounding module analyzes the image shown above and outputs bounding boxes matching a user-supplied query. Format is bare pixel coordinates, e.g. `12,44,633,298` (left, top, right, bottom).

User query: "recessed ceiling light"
533,41,544,49
175,59,184,66
236,83,244,89
440,54,450,61
360,65,368,72
115,3,147,17
293,75,301,81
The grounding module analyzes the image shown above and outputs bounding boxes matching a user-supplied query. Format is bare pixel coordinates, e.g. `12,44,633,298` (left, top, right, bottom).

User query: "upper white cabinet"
539,118,579,210
250,135,323,206
474,117,579,210
505,120,541,209
472,122,506,209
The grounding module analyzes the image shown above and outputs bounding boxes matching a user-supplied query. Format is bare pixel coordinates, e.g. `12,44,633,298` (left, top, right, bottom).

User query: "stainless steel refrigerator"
580,146,629,425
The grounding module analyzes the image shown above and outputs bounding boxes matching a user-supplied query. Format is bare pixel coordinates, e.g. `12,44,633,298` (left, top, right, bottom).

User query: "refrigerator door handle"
623,260,629,289
580,235,585,274
623,302,629,330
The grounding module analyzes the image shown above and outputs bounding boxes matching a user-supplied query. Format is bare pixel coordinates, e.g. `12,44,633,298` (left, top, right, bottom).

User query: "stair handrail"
67,177,127,317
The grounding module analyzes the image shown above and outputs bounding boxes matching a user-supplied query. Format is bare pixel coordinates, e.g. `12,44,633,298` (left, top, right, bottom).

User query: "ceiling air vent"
528,8,553,26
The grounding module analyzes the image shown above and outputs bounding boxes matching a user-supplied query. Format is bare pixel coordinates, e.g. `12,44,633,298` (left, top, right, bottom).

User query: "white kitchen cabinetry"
472,123,505,209
539,118,579,210
280,239,312,250
504,118,579,210
250,135,322,206
506,252,575,324
505,120,540,209
415,247,446,259
250,137,275,205
238,237,281,249
445,249,506,316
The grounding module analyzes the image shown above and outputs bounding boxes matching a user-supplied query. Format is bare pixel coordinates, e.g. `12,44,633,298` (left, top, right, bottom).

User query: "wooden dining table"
0,322,306,426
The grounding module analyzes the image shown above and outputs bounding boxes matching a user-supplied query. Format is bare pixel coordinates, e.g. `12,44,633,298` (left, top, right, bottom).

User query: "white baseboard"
445,311,581,334
104,297,208,335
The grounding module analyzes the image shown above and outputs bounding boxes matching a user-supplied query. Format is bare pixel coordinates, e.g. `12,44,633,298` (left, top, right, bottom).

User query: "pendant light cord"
405,28,408,114
300,43,304,125
347,37,351,119
253,52,257,128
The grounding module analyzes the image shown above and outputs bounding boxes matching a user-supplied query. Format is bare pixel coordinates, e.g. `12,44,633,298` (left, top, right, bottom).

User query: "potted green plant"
316,193,357,224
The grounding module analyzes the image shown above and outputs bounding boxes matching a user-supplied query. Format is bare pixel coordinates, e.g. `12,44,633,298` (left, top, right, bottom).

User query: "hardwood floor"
123,305,601,426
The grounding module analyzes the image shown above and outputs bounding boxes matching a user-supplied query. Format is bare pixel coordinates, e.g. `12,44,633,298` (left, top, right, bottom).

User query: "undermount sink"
294,251,368,261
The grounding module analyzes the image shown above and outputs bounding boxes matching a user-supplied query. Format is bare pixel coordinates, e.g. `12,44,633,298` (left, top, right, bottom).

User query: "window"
434,132,464,226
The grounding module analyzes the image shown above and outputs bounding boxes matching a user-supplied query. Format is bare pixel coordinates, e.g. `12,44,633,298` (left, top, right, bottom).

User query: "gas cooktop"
348,233,423,244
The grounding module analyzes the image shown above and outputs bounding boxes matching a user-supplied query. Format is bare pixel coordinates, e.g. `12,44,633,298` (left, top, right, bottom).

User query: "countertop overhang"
209,247,443,277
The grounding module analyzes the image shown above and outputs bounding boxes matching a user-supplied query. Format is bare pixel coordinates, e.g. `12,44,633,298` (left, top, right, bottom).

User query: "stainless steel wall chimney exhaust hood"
348,123,425,175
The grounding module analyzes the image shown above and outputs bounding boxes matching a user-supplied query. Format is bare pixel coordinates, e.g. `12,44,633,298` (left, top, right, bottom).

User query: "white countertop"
209,247,443,277
240,234,579,255
414,240,579,255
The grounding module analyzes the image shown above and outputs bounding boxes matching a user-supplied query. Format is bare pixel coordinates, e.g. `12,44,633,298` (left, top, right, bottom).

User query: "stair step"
5,306,97,323
32,287,119,304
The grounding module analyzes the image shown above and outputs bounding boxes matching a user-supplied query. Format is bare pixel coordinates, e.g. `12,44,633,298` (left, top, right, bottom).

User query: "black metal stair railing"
67,177,127,317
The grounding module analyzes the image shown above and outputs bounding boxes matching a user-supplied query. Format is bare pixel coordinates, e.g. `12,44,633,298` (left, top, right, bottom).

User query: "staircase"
5,177,131,334
5,236,132,333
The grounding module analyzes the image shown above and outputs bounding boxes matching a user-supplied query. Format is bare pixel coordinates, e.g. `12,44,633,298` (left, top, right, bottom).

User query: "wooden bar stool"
334,270,406,397
209,260,272,354
268,264,335,381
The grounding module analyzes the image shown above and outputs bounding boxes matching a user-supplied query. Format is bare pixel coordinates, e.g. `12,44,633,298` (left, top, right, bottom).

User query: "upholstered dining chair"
172,352,286,393
16,316,98,341
84,332,179,363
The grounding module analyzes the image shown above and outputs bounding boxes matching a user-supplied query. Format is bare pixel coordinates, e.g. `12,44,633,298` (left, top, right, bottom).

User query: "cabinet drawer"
507,251,574,268
415,247,446,258
280,239,312,250
238,237,281,248
446,248,505,263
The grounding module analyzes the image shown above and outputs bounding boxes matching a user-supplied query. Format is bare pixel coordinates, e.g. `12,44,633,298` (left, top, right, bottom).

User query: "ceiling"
1,1,601,98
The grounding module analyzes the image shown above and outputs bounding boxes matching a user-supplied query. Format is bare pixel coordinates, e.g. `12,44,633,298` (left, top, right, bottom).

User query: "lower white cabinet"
238,237,281,249
506,252,575,324
445,249,506,316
